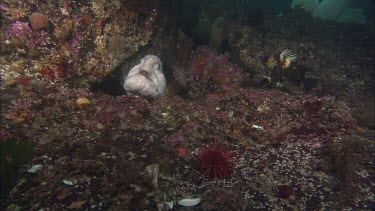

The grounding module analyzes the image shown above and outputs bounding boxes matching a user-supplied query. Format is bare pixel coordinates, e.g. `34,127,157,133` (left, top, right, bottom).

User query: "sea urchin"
196,145,234,178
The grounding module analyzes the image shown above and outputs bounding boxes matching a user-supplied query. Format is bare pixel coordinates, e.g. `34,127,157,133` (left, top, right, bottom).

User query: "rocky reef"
1,77,374,209
0,0,158,86
0,0,374,210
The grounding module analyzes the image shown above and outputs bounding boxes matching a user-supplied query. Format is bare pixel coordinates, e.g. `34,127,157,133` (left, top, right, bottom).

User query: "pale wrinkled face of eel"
123,55,166,99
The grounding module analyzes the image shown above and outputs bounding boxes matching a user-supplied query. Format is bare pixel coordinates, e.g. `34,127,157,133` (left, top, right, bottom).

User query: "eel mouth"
139,70,151,81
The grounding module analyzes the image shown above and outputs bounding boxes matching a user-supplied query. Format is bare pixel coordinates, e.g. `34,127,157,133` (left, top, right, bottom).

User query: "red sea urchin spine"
197,145,234,178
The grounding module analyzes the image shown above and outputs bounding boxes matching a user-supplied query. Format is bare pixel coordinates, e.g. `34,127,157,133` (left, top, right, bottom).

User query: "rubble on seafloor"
0,81,374,209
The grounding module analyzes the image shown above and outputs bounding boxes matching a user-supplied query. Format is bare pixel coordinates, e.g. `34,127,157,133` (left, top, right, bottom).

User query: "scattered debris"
26,164,43,173
177,198,201,207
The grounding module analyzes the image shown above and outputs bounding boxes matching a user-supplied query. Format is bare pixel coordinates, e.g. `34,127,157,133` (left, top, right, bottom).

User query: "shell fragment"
178,198,201,207
166,201,174,209
252,124,263,130
62,180,75,186
27,164,43,173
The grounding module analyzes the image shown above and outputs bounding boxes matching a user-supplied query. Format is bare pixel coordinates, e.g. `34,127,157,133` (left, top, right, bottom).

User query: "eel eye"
154,63,160,71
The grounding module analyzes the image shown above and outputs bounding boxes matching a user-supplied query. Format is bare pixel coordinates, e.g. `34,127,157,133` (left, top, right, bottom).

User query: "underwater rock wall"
0,0,159,86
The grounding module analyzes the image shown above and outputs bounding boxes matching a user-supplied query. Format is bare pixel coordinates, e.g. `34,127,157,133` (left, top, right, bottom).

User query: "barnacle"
279,49,297,69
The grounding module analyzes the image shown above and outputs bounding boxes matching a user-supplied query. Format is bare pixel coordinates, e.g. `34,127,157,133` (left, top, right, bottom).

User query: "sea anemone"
279,49,297,69
196,145,234,178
